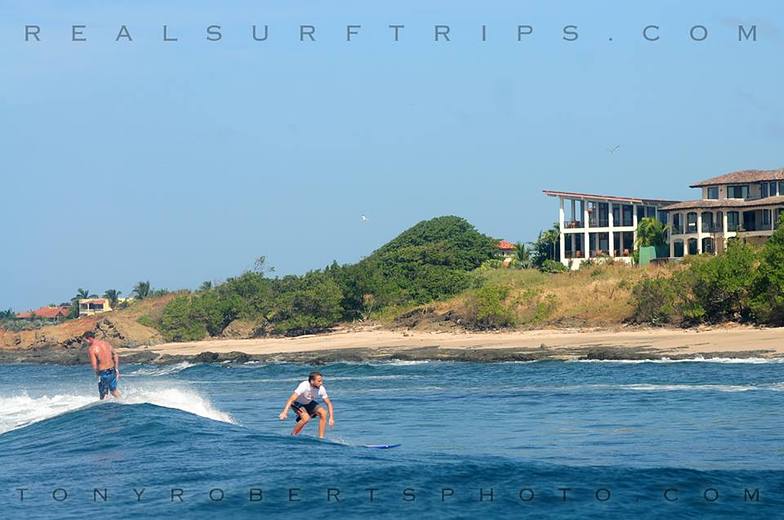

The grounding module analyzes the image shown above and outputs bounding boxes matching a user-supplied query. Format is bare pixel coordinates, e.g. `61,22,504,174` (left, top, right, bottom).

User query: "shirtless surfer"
278,372,334,438
85,331,121,400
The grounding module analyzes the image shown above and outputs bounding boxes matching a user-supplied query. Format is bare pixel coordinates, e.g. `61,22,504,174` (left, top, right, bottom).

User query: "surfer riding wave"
278,371,334,438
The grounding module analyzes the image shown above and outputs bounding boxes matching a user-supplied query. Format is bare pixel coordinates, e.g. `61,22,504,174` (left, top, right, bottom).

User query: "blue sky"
1,0,782,310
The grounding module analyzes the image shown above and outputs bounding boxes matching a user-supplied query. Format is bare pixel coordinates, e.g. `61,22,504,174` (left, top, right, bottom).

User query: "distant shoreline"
1,325,782,365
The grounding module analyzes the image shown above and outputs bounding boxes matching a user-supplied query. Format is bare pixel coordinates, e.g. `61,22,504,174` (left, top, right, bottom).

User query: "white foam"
120,386,236,424
570,356,784,364
618,383,756,392
0,385,235,435
126,362,195,377
505,382,783,393
0,393,96,434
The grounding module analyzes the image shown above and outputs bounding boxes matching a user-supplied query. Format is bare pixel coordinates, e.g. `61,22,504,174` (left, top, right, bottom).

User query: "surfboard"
363,443,401,449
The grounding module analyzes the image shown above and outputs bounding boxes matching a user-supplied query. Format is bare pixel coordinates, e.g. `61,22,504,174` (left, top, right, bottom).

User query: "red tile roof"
662,195,784,211
691,168,784,188
497,240,516,251
16,306,70,319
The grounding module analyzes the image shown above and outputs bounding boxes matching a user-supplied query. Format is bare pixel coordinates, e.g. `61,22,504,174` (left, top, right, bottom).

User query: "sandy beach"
115,325,784,363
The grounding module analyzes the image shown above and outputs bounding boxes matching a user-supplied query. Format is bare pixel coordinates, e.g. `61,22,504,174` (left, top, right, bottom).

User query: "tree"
636,217,667,248
72,288,89,302
751,215,784,324
68,288,90,319
253,256,275,276
199,281,213,291
103,289,121,309
514,242,533,269
0,308,15,320
133,281,151,300
531,223,560,268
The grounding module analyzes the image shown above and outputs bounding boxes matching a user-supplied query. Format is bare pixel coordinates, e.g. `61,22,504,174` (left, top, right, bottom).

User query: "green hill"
154,216,498,341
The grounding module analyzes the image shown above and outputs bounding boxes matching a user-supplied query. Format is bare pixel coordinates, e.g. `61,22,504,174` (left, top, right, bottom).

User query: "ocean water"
0,359,783,519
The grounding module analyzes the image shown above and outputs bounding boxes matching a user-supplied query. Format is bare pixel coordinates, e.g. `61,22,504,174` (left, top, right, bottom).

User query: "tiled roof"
497,240,515,250
690,169,784,188
543,190,679,206
662,195,784,211
16,306,70,319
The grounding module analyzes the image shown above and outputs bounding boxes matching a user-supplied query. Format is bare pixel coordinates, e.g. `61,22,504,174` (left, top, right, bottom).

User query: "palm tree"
199,281,213,291
72,288,89,303
514,242,533,269
133,281,151,300
636,217,667,248
103,289,121,309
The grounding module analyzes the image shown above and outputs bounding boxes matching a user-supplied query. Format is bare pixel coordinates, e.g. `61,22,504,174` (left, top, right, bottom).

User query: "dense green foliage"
154,216,498,340
636,217,668,248
632,221,784,326
103,289,121,309
540,259,568,273
530,223,560,267
751,223,784,324
464,284,516,329
339,216,498,308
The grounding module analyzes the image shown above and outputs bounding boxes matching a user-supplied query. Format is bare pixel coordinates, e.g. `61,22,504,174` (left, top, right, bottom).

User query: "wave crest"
0,385,235,435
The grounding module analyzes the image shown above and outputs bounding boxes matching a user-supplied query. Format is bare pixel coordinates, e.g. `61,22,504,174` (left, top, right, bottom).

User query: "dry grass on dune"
397,262,685,330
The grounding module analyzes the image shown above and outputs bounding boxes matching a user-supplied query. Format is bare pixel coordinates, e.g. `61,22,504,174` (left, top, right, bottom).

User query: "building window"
701,212,714,232
770,181,778,197
687,238,698,255
674,240,684,257
762,209,771,228
727,211,740,231
779,182,784,197
672,213,682,234
728,185,749,199
702,237,715,254
706,187,719,199
687,212,697,233
622,205,633,227
777,208,784,228
761,183,769,198
612,204,620,226
598,202,609,227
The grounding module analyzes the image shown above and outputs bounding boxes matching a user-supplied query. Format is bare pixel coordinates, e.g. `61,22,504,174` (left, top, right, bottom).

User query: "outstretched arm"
324,397,335,427
278,392,299,420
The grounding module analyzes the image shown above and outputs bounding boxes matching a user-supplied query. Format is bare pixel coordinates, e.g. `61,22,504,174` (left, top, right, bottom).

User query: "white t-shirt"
294,380,328,404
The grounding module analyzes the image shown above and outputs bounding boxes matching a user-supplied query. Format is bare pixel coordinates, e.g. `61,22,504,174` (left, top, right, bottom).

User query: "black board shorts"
291,401,322,422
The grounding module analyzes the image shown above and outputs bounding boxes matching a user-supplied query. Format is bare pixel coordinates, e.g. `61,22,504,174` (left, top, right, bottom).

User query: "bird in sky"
361,215,368,223
607,145,621,154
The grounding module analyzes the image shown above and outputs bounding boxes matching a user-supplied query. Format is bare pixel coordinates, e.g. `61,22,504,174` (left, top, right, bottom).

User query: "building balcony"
701,223,723,233
738,225,774,233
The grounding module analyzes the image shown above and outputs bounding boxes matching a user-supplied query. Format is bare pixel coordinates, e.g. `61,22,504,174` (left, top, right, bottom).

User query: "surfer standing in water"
278,372,334,438
85,331,121,400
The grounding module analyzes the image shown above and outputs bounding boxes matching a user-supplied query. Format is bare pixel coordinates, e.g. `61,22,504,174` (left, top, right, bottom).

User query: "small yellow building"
78,298,112,317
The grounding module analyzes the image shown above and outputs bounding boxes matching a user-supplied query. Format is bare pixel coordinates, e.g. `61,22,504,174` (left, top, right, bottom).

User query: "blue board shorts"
97,368,118,399
291,400,322,422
